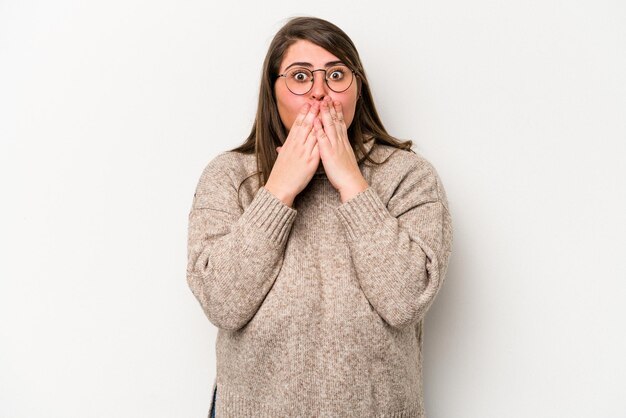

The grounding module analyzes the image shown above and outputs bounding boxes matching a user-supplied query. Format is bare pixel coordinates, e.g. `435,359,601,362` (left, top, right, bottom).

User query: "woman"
187,16,453,418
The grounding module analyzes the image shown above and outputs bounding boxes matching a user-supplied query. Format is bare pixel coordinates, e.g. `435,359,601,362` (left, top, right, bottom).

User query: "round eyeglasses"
277,65,356,95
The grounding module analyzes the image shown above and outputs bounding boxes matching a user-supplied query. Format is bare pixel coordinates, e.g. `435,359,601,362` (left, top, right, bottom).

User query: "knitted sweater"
186,138,453,417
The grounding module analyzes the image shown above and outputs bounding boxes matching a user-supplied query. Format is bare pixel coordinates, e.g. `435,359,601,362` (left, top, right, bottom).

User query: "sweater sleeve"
333,160,453,330
186,154,297,331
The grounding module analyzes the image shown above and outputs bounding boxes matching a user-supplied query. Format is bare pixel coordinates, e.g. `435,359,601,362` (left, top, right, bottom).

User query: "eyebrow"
284,60,345,72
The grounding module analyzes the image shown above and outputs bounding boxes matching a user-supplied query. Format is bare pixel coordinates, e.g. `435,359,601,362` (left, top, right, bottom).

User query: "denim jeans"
210,385,217,418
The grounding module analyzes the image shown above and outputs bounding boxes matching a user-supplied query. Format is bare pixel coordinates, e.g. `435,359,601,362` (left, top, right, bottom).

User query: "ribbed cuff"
236,186,297,247
334,186,392,241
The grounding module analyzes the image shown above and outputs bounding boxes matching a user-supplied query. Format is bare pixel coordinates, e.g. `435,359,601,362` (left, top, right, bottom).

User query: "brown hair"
228,16,413,187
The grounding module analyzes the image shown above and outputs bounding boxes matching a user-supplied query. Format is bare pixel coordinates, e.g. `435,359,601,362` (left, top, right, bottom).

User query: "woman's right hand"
264,101,321,207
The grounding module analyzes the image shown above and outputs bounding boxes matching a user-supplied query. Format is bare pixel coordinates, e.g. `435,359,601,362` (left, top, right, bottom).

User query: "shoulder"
191,150,259,212
194,150,258,194
372,143,437,173
368,143,450,209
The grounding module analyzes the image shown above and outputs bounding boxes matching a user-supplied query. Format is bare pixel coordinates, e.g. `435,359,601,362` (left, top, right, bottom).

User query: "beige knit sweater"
186,138,453,417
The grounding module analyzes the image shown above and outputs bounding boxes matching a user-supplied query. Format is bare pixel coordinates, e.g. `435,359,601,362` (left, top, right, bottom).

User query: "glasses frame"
276,65,356,95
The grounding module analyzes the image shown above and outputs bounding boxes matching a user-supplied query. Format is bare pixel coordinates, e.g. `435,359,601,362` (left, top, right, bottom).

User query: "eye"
288,68,311,83
328,68,346,80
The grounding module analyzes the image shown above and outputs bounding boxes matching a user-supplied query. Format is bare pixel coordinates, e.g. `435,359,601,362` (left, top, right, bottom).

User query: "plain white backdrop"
1,1,625,417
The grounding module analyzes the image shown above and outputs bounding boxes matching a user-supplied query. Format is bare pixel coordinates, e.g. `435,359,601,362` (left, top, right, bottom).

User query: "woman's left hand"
313,96,369,203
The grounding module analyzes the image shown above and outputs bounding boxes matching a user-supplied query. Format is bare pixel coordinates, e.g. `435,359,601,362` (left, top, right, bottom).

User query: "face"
274,39,359,133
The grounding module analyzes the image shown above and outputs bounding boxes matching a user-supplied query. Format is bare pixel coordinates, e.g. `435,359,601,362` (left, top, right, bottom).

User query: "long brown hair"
228,16,414,186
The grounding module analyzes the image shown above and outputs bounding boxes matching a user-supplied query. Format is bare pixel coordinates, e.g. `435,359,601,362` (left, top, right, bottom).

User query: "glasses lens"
284,66,354,94
285,68,314,95
326,65,353,93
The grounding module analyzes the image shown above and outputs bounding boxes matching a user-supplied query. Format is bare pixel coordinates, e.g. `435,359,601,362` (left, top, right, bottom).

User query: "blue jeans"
210,385,217,418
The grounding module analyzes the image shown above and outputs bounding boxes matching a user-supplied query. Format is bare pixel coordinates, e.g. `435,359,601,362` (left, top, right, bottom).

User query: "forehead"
280,39,341,69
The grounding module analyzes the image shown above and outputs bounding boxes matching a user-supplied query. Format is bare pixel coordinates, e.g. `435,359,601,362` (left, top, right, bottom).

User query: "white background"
1,1,625,417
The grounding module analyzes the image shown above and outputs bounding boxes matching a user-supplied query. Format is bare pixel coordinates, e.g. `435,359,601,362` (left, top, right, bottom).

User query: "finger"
327,100,348,148
304,124,317,155
291,103,311,130
312,142,319,160
333,100,348,139
314,118,330,147
320,98,338,143
328,98,339,124
293,101,319,143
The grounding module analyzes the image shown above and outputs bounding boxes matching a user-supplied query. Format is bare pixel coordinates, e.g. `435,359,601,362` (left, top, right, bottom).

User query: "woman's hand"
265,101,321,207
314,96,369,203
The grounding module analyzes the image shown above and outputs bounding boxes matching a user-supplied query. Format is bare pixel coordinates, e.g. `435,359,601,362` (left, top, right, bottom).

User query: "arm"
334,160,453,330
186,154,297,331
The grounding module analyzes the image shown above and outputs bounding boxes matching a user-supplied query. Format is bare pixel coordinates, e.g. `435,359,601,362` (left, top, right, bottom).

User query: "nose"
309,70,330,101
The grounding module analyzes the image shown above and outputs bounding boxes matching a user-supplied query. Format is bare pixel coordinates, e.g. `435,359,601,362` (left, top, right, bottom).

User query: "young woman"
187,16,453,418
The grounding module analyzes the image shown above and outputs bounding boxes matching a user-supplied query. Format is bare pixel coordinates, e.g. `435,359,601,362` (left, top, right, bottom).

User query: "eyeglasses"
276,65,356,95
